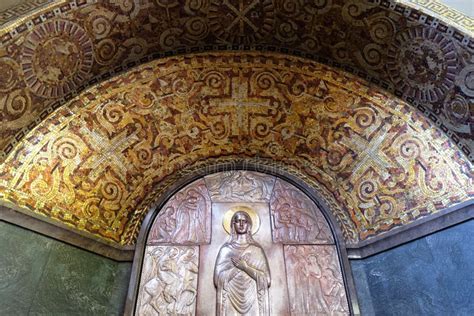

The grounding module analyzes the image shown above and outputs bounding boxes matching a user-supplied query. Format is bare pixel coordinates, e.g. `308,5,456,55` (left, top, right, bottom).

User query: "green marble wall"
0,221,131,316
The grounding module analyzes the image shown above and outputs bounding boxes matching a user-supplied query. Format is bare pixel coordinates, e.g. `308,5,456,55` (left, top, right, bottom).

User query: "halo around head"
223,206,260,235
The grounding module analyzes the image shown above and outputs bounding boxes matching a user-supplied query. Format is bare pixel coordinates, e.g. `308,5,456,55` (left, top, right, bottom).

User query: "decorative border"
405,0,474,32
0,0,56,27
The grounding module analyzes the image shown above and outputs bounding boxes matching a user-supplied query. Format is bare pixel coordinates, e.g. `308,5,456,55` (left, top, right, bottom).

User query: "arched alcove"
130,169,355,315
0,1,473,315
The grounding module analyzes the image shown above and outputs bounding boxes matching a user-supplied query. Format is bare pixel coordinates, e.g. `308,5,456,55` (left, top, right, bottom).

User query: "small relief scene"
137,171,349,315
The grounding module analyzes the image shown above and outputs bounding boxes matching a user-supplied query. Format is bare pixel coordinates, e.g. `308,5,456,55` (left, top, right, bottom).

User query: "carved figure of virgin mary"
214,211,271,316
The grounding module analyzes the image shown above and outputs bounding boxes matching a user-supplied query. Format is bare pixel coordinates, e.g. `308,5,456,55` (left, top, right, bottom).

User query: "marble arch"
0,52,471,250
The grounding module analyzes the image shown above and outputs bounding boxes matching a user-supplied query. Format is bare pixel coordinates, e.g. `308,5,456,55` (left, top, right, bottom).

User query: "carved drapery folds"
136,171,349,315
214,211,271,316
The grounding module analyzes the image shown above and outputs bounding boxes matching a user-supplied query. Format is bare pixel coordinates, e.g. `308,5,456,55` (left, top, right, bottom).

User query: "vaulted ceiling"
0,0,473,161
0,1,473,248
1,52,471,245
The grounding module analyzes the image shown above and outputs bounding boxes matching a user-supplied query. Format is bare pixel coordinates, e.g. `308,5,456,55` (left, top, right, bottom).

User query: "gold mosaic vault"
0,0,473,161
0,52,471,246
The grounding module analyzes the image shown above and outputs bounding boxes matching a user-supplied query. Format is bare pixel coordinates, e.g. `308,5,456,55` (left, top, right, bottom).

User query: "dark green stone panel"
0,221,131,316
0,221,54,315
29,242,131,315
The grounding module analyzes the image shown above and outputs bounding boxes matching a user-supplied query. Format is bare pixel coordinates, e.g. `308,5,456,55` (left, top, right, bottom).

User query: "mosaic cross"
209,71,270,135
223,0,260,34
343,126,393,181
80,127,139,182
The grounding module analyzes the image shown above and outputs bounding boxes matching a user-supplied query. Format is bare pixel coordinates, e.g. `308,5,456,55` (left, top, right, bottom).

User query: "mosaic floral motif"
456,65,474,98
0,53,471,246
0,57,20,92
0,0,473,161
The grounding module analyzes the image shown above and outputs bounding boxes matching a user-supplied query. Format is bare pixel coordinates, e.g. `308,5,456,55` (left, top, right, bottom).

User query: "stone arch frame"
124,160,361,315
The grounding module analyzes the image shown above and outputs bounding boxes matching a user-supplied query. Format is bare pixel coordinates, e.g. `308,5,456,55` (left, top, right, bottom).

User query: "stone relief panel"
137,246,199,316
284,245,349,316
214,210,271,315
204,171,275,203
137,173,351,315
148,179,211,245
197,202,290,315
270,179,334,244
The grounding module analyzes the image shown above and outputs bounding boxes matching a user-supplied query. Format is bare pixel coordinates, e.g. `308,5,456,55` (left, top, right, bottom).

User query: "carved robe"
214,243,271,316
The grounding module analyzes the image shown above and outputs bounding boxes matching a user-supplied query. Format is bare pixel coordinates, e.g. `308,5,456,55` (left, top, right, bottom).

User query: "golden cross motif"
209,71,270,135
81,127,138,182
343,126,393,181
223,0,260,34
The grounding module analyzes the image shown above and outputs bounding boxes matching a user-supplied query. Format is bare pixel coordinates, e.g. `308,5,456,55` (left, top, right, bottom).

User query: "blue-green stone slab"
0,220,131,316
351,220,474,316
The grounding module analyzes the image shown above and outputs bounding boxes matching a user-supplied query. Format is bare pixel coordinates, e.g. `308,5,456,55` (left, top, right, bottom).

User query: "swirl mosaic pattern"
0,0,473,162
0,52,471,246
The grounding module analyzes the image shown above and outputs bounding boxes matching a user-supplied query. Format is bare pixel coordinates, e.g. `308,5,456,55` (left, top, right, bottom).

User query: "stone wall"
352,220,474,315
1,216,473,315
0,221,131,315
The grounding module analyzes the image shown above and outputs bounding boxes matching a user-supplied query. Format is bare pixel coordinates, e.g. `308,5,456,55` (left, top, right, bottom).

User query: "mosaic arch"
0,52,471,247
135,171,351,315
0,0,473,163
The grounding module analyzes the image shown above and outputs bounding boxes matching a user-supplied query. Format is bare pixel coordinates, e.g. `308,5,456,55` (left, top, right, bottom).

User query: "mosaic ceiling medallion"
21,19,94,98
387,26,458,104
209,0,275,44
456,64,474,98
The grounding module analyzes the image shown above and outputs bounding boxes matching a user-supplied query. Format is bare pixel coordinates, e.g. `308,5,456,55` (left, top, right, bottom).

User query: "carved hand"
231,257,248,270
